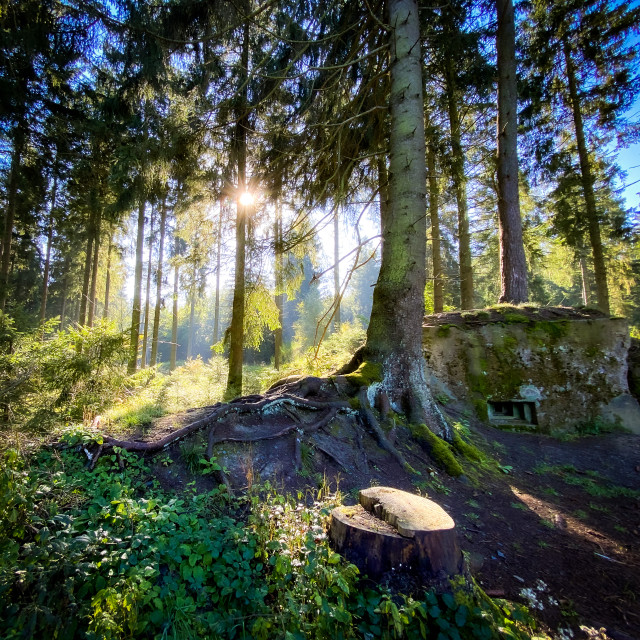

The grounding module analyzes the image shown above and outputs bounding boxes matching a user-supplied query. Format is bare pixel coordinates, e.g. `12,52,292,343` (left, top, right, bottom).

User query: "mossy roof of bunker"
423,306,608,328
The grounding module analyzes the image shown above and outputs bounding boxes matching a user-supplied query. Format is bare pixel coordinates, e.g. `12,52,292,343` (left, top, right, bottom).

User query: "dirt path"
444,427,640,639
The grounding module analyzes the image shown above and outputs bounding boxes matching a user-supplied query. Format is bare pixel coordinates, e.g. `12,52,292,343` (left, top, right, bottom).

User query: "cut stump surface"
330,487,463,580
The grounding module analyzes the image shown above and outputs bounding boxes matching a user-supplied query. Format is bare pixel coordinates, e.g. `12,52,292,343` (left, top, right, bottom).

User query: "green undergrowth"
534,464,639,499
0,430,543,640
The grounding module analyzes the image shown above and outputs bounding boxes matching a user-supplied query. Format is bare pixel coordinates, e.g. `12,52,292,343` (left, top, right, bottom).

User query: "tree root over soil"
77,374,451,486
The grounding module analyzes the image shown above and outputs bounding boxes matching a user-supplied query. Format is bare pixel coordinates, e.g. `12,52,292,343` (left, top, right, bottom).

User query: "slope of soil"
116,406,640,639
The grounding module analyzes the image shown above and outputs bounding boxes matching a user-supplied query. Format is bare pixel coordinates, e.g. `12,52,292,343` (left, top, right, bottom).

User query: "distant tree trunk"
333,207,341,328
212,201,223,346
363,0,448,437
40,175,58,325
141,209,154,368
78,216,95,327
563,40,610,315
427,140,443,314
187,282,195,360
128,200,146,374
578,244,591,306
170,235,180,371
0,125,26,313
103,227,113,319
150,196,167,367
496,0,528,304
274,200,284,370
226,20,250,399
87,211,102,327
60,265,69,330
444,59,474,309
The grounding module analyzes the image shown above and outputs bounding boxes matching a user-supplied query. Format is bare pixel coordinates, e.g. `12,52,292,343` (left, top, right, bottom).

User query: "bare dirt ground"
125,405,640,640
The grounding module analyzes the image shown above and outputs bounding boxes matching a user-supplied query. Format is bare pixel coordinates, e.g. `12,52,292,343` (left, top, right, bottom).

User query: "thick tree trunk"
0,126,25,313
333,208,341,327
141,209,154,368
496,0,528,304
170,236,180,372
226,21,250,399
427,140,443,314
364,0,449,438
444,59,474,310
103,227,113,320
274,200,284,370
150,196,167,366
128,200,146,374
40,176,58,325
87,211,101,328
563,40,610,315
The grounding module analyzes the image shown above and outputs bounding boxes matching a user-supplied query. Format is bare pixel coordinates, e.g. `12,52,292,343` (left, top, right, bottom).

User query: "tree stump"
329,487,463,581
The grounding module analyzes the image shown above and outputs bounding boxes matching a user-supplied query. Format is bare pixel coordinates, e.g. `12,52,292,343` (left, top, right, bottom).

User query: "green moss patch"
410,424,463,477
452,433,484,462
344,361,383,387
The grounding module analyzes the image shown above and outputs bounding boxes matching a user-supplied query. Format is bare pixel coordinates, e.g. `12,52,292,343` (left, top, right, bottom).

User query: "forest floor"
124,403,640,640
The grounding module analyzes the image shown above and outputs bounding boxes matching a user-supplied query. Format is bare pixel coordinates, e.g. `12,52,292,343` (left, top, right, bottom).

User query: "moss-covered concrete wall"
423,311,640,433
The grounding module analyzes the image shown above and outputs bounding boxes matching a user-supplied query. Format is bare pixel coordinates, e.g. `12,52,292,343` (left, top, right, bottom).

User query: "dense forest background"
1,0,639,401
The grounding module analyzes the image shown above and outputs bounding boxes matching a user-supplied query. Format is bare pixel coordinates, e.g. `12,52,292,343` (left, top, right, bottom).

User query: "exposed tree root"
357,388,416,473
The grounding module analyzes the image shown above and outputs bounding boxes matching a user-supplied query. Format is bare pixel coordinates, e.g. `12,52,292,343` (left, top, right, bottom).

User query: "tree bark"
212,201,223,346
87,211,102,328
60,262,69,330
0,125,26,313
78,216,95,327
170,235,180,372
563,40,610,315
226,20,250,399
333,207,341,327
274,199,284,370
377,157,389,243
496,0,528,304
141,208,154,368
103,227,113,320
40,175,58,325
150,196,167,366
427,140,443,314
128,200,146,373
364,0,449,438
444,57,474,310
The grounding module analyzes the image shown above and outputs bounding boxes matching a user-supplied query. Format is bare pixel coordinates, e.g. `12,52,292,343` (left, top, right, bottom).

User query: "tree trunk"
170,235,180,371
87,211,102,328
60,265,69,330
496,0,528,304
187,284,195,360
150,196,167,366
364,0,449,438
563,40,610,315
128,200,146,374
333,207,341,328
78,217,94,327
40,175,58,325
377,157,389,242
0,125,25,313
427,140,443,314
274,200,284,370
578,244,591,306
103,227,113,320
213,200,223,346
141,208,154,368
444,58,474,310
226,21,250,399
